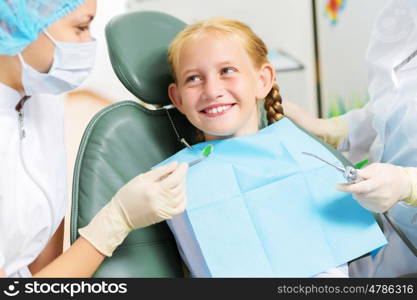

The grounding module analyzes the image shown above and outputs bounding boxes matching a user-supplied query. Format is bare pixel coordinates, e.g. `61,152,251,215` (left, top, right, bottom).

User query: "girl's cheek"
183,91,199,106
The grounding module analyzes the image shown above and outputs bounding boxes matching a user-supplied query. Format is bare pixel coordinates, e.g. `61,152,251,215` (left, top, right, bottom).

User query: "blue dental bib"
156,118,387,277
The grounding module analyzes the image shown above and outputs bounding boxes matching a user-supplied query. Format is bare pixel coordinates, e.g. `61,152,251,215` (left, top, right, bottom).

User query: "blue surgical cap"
0,0,87,55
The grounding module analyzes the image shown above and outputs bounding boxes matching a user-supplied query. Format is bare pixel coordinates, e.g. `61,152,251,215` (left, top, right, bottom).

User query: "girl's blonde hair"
168,17,284,125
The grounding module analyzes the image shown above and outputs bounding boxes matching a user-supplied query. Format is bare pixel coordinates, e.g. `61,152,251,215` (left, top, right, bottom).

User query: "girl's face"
168,32,274,141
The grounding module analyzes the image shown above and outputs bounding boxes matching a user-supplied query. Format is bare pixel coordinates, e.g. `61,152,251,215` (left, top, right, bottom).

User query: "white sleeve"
7,266,32,278
338,103,377,164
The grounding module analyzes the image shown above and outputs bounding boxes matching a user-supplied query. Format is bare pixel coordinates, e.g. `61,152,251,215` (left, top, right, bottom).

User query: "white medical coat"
340,0,417,277
0,82,67,277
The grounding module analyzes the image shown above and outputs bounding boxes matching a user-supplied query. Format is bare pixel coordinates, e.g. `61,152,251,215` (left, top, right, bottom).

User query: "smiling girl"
168,18,284,142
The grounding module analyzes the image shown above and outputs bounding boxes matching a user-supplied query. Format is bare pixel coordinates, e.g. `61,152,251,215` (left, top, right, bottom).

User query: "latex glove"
282,99,348,148
79,161,188,256
336,163,417,213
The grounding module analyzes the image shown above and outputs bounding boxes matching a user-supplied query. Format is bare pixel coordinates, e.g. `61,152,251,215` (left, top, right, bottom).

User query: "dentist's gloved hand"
282,99,348,148
79,161,188,256
336,163,417,213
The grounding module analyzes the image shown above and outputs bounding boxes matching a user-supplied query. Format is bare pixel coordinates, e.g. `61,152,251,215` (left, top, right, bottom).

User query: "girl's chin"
201,128,238,140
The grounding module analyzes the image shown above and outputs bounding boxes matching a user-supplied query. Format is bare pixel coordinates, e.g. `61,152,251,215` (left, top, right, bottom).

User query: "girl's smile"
200,103,236,117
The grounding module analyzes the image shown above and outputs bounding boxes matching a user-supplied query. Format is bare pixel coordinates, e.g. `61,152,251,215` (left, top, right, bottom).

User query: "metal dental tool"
188,144,214,167
159,144,213,180
301,152,361,182
165,108,193,150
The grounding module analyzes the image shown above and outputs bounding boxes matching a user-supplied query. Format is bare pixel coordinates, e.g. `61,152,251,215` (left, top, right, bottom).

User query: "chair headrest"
105,11,186,106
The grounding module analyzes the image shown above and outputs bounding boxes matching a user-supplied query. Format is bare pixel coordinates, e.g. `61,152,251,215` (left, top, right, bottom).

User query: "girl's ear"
168,83,185,113
256,63,275,99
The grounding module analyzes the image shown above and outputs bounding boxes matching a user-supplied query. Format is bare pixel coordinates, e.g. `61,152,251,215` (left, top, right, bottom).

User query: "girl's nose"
202,75,224,101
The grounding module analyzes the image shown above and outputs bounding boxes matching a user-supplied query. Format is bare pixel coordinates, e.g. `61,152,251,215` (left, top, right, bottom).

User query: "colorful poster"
325,0,346,25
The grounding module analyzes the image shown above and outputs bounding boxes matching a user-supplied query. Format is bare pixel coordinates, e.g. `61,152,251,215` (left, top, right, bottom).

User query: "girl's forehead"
173,30,256,75
185,31,243,48
180,32,247,60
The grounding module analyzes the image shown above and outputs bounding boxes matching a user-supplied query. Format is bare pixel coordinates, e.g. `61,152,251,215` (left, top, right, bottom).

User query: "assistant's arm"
33,237,105,278
32,162,188,277
29,219,64,275
29,219,104,278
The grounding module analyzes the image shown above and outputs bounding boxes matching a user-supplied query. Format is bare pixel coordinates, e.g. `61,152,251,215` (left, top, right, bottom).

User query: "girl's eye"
222,67,235,75
186,75,201,83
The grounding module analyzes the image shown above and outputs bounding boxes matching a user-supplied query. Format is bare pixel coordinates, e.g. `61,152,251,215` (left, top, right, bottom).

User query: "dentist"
283,0,417,277
0,0,187,277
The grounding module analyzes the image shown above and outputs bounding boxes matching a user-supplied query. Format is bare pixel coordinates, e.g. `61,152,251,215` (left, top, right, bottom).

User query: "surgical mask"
18,30,97,95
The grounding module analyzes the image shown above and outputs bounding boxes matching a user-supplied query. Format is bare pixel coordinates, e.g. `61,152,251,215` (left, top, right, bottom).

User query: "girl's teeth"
207,105,229,114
